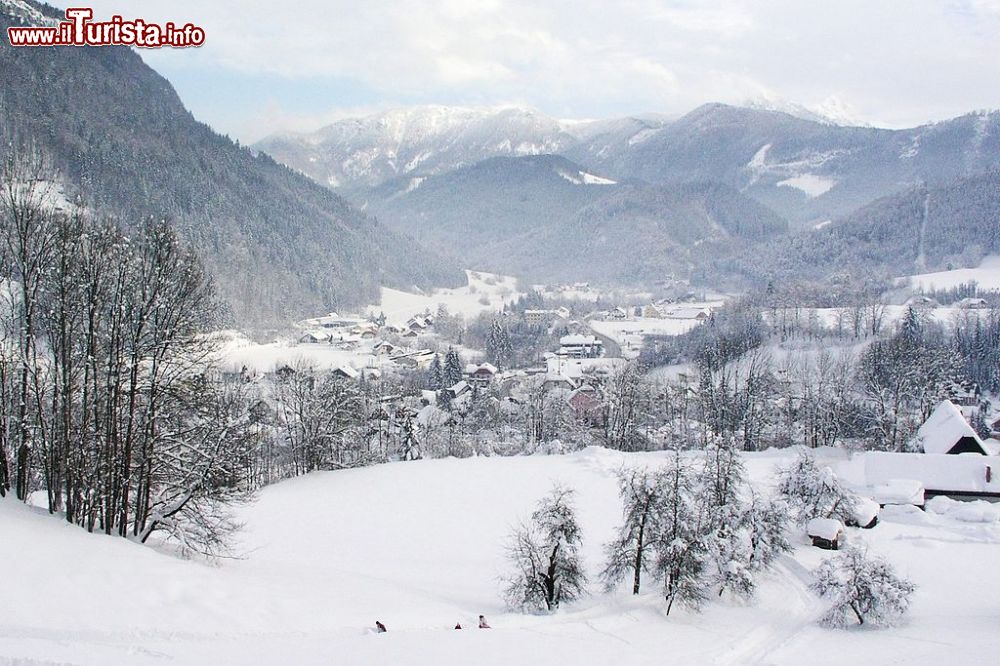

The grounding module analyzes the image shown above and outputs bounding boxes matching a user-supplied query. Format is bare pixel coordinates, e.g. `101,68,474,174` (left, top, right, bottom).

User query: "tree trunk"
632,513,646,595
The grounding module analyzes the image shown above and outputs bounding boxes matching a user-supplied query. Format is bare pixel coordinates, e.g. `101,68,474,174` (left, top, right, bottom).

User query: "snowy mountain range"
254,102,1000,285
255,106,577,195
257,103,1000,232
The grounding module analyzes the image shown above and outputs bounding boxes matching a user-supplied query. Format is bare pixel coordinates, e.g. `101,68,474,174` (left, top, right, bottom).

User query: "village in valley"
215,266,1000,519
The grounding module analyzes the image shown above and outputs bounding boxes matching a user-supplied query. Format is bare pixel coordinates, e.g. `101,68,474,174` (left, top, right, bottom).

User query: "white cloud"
68,0,1000,138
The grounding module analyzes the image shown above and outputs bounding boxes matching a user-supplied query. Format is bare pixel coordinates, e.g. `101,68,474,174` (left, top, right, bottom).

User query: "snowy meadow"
3,447,1000,665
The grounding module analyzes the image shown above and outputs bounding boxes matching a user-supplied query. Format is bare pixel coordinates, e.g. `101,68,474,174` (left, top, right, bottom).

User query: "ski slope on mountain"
3,448,1000,664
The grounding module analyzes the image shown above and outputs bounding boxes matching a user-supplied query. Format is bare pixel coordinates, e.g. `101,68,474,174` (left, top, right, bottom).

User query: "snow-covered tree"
776,450,857,524
697,441,749,597
603,363,653,451
428,354,443,390
486,318,513,370
744,490,791,571
601,467,665,594
654,452,709,614
443,348,464,387
398,411,422,461
810,546,916,627
503,485,587,612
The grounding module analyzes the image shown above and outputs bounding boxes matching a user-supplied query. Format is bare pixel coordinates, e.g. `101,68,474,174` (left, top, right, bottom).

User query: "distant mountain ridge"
0,1,464,327
259,103,1000,232
258,102,1000,287
255,106,578,198
571,103,1000,228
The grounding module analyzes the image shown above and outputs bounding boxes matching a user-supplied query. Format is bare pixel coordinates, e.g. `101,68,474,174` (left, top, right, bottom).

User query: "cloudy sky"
61,1,1000,142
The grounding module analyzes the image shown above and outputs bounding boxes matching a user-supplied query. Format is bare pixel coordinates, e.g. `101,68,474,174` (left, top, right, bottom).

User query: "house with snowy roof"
956,297,989,309
331,365,360,381
543,372,578,391
444,380,472,400
298,330,331,344
464,362,498,386
912,400,988,455
567,385,603,424
666,307,711,321
558,334,604,358
372,341,400,357
607,307,628,321
407,316,432,331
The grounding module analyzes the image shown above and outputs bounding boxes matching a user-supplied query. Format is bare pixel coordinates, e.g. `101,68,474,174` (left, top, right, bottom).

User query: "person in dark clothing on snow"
478,615,490,629
375,620,387,633
454,623,463,629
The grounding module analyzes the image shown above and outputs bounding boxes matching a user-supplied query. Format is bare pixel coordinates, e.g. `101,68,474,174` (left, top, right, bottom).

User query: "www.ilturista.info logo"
7,8,205,48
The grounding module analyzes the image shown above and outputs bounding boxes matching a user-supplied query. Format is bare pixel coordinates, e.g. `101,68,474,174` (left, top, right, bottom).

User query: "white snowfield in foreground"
3,448,1000,664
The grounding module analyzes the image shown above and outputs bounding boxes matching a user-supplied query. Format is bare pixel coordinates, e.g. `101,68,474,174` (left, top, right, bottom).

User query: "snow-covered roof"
666,307,711,320
807,517,844,541
544,372,577,388
860,451,999,495
547,356,624,378
447,380,470,395
983,439,1000,456
333,365,359,379
868,479,925,506
567,385,599,404
914,400,986,455
560,335,600,346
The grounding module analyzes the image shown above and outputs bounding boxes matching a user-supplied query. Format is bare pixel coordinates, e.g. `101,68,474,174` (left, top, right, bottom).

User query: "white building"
558,335,604,358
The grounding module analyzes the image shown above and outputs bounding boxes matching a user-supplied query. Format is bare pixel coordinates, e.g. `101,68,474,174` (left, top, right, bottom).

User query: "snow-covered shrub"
810,546,916,627
776,450,857,524
503,485,587,612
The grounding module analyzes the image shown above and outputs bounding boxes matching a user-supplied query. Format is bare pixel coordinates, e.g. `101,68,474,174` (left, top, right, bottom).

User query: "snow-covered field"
590,302,722,358
213,330,370,373
900,255,1000,292
4,447,1000,665
368,270,521,326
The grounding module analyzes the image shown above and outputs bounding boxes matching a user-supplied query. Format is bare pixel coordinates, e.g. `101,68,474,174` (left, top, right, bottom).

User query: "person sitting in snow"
375,620,387,633
454,623,462,629
478,615,490,629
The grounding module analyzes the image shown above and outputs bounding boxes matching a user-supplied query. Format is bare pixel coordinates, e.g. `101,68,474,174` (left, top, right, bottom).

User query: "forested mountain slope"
0,2,463,327
363,154,786,283
715,170,1000,288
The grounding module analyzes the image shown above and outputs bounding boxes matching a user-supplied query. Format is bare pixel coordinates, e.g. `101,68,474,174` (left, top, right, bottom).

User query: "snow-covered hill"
4,447,1000,664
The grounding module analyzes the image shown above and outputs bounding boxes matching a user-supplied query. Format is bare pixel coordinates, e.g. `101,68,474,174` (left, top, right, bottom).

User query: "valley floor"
3,448,1000,665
